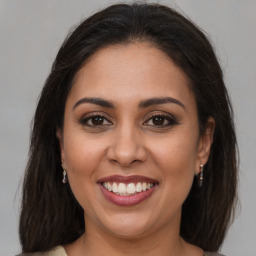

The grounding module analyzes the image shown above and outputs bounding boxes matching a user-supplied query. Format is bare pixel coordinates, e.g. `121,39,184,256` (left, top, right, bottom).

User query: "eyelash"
80,112,112,127
143,113,178,127
79,112,178,128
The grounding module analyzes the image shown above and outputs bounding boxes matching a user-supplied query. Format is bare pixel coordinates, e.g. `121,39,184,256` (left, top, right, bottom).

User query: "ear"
56,129,67,169
195,117,215,174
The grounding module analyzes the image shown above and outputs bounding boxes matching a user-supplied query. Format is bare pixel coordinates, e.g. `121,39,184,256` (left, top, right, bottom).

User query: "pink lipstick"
97,175,158,206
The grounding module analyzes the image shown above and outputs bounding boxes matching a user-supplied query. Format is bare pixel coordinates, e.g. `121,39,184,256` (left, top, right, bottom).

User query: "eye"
144,113,178,127
80,114,112,127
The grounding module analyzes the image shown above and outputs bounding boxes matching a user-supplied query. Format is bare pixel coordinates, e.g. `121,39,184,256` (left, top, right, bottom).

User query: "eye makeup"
79,111,113,128
78,109,180,133
143,111,180,128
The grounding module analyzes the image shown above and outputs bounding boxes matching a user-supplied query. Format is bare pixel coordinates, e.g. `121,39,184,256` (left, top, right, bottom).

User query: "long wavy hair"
19,3,238,253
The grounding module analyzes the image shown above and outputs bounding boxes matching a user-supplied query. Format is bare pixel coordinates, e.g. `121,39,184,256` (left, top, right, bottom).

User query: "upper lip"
97,175,159,184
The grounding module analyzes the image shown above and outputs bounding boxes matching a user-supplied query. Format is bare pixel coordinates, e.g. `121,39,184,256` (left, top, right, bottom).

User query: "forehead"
68,42,195,108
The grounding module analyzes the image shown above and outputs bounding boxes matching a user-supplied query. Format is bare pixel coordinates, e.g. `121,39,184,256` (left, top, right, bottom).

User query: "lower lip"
99,184,157,206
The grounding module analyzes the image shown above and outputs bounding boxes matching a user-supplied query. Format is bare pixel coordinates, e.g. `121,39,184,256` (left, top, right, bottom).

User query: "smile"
102,182,154,196
97,175,159,206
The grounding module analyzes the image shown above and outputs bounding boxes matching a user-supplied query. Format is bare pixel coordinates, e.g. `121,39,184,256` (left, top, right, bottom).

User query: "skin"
57,42,215,256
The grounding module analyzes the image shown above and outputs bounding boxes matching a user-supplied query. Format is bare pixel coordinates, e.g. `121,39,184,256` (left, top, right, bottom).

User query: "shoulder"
16,246,67,256
205,252,226,256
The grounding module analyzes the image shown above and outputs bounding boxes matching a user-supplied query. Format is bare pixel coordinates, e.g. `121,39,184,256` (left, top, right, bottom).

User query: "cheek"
151,133,198,192
64,131,107,172
63,135,107,212
153,131,198,169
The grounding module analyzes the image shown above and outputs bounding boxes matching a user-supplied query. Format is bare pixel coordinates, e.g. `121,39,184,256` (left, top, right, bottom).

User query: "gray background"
0,0,255,255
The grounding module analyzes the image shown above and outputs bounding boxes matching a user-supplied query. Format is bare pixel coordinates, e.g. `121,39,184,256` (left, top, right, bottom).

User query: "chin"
107,224,150,239
99,213,154,238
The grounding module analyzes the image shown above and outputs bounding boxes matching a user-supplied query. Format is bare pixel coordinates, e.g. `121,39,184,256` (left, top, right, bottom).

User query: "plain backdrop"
0,0,255,255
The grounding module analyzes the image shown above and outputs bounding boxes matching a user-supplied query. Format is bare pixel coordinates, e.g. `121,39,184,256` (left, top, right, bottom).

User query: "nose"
106,126,147,167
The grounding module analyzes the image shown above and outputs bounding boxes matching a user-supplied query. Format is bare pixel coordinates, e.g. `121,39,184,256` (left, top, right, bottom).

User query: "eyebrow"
73,96,185,111
73,97,115,110
139,97,186,110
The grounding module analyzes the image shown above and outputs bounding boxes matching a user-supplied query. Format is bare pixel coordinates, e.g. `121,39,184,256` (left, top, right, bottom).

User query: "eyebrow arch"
139,97,186,110
73,97,115,110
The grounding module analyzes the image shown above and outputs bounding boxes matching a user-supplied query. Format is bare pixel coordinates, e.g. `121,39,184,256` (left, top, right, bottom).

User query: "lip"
97,175,159,206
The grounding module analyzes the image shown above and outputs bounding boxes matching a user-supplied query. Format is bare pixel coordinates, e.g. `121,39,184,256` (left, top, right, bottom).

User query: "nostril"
107,147,147,165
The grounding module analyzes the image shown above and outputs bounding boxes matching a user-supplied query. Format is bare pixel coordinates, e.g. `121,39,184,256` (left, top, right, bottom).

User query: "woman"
19,3,237,256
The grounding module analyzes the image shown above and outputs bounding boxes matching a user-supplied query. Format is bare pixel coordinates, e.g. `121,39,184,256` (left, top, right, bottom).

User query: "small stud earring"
62,169,67,184
198,164,204,187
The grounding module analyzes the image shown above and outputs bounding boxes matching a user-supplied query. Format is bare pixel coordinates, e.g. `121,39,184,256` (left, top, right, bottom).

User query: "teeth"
112,182,118,193
102,181,155,195
107,182,112,191
127,183,136,194
118,183,126,194
136,183,142,192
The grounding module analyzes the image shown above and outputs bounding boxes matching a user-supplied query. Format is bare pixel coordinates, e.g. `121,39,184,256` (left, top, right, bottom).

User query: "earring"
62,169,67,184
198,164,204,187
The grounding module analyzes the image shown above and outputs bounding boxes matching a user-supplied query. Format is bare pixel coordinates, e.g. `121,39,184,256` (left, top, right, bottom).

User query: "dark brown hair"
19,3,238,253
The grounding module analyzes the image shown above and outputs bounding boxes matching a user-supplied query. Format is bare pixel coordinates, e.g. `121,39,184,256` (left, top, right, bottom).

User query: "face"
58,42,213,239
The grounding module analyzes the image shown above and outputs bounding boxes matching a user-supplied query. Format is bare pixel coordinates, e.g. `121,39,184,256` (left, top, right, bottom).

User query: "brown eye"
152,116,165,126
80,114,112,127
91,116,104,125
144,114,178,128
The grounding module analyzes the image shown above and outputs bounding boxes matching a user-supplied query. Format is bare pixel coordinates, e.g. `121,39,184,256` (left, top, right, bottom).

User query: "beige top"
17,246,65,256
17,245,225,256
